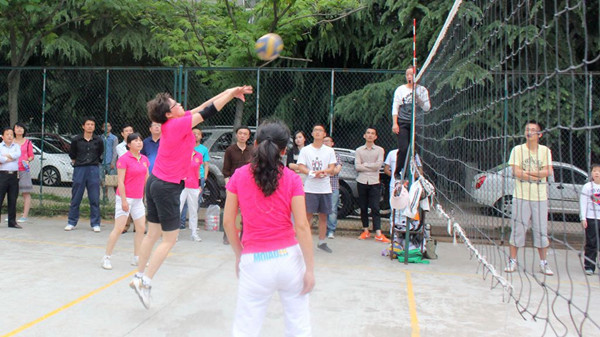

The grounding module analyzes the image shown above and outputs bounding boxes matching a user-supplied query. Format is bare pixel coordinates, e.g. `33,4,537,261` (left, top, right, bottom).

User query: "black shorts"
305,192,332,214
145,174,184,232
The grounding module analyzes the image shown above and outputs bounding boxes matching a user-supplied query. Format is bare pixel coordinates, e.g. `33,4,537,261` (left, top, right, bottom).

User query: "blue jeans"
327,189,340,235
180,178,205,226
68,165,101,227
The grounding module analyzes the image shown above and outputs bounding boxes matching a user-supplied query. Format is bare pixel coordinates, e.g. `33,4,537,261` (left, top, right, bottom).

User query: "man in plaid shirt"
323,136,342,239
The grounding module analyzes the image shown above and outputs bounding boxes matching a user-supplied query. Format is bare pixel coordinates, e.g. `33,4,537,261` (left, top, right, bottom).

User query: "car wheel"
42,166,61,186
494,195,513,217
201,175,224,207
337,184,354,219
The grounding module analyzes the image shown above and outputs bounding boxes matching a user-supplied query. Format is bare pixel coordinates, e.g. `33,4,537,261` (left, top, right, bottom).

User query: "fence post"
255,68,261,128
329,69,335,136
38,68,47,206
587,73,592,172
183,68,189,110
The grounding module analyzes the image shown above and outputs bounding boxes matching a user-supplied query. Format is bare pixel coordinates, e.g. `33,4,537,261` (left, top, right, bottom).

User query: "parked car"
199,126,388,218
27,137,74,186
28,133,72,153
471,161,588,217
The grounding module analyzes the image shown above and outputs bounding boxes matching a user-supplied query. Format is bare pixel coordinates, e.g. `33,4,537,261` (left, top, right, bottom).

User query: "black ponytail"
251,120,290,196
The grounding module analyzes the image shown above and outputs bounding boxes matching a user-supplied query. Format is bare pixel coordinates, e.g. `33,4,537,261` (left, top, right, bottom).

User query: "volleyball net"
416,0,600,335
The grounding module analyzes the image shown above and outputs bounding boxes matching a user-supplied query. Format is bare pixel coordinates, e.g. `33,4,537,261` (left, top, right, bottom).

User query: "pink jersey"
152,111,195,183
116,152,150,198
18,139,34,171
184,151,203,189
226,164,305,254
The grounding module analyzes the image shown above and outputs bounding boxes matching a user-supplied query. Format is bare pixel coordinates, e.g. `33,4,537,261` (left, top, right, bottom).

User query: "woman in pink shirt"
13,123,34,224
130,85,253,309
102,133,149,270
224,120,315,337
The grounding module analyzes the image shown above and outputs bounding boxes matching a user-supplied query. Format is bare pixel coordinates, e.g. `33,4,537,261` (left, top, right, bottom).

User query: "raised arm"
191,86,253,127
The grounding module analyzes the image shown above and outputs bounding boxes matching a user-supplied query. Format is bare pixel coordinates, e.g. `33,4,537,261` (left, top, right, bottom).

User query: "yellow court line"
1,270,136,337
405,270,420,337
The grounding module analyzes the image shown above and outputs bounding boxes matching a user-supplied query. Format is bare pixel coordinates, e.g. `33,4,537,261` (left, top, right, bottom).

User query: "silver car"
471,161,588,217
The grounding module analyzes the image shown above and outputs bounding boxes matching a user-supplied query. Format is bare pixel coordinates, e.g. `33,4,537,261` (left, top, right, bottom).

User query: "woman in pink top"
102,133,149,270
13,123,34,224
130,85,253,309
224,120,315,337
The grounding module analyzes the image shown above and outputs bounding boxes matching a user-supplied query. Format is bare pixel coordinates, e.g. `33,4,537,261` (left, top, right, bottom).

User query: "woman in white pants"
180,150,203,241
224,120,315,337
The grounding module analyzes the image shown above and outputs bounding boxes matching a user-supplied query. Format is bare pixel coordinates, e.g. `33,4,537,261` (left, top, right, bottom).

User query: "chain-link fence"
0,67,598,228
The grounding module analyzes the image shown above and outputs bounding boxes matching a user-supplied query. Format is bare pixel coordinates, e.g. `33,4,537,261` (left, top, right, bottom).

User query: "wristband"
200,103,218,120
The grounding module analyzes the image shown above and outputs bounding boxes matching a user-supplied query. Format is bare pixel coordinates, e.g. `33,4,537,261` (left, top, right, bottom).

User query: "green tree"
0,0,166,125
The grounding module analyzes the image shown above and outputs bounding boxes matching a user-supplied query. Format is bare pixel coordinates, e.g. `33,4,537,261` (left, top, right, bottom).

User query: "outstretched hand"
231,86,253,102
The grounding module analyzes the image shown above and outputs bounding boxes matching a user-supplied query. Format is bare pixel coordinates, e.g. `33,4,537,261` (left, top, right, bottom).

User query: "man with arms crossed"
505,120,554,276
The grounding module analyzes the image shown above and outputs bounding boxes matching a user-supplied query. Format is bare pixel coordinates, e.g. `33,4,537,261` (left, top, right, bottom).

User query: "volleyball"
254,33,284,61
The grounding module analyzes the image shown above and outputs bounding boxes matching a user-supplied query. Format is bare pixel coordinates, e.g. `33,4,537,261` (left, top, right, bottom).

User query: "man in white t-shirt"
298,124,337,253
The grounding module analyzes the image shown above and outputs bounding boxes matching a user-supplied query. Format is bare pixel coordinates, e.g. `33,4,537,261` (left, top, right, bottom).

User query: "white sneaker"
504,259,516,273
92,226,101,233
191,233,202,242
327,232,335,239
585,269,594,276
540,262,554,276
131,256,139,266
64,224,75,231
130,277,152,309
101,256,112,270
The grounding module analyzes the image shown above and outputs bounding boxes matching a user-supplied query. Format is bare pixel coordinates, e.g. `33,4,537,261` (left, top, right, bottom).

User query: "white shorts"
115,195,146,220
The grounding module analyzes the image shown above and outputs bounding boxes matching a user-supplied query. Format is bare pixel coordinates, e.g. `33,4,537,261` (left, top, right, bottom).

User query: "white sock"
319,239,326,245
135,272,143,279
142,275,152,286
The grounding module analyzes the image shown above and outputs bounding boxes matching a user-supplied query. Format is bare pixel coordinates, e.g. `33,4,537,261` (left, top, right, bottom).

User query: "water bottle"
23,161,29,172
205,204,220,231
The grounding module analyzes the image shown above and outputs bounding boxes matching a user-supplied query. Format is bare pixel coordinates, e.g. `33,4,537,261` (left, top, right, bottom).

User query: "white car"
472,161,589,217
27,137,74,186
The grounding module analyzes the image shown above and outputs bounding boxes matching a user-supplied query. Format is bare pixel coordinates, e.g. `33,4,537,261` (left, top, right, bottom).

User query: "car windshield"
29,138,65,154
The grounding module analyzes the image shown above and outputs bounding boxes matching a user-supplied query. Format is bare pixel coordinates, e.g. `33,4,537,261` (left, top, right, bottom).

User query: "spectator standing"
0,127,22,229
355,127,389,243
287,130,308,178
391,67,430,179
116,125,134,158
100,122,118,202
141,122,161,173
180,128,209,229
580,163,600,276
222,125,254,244
180,148,203,241
298,124,337,253
13,122,34,223
323,136,342,239
65,117,104,232
504,120,554,276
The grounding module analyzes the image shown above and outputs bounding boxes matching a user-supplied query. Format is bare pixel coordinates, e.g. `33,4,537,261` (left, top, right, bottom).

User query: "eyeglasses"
170,102,180,110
